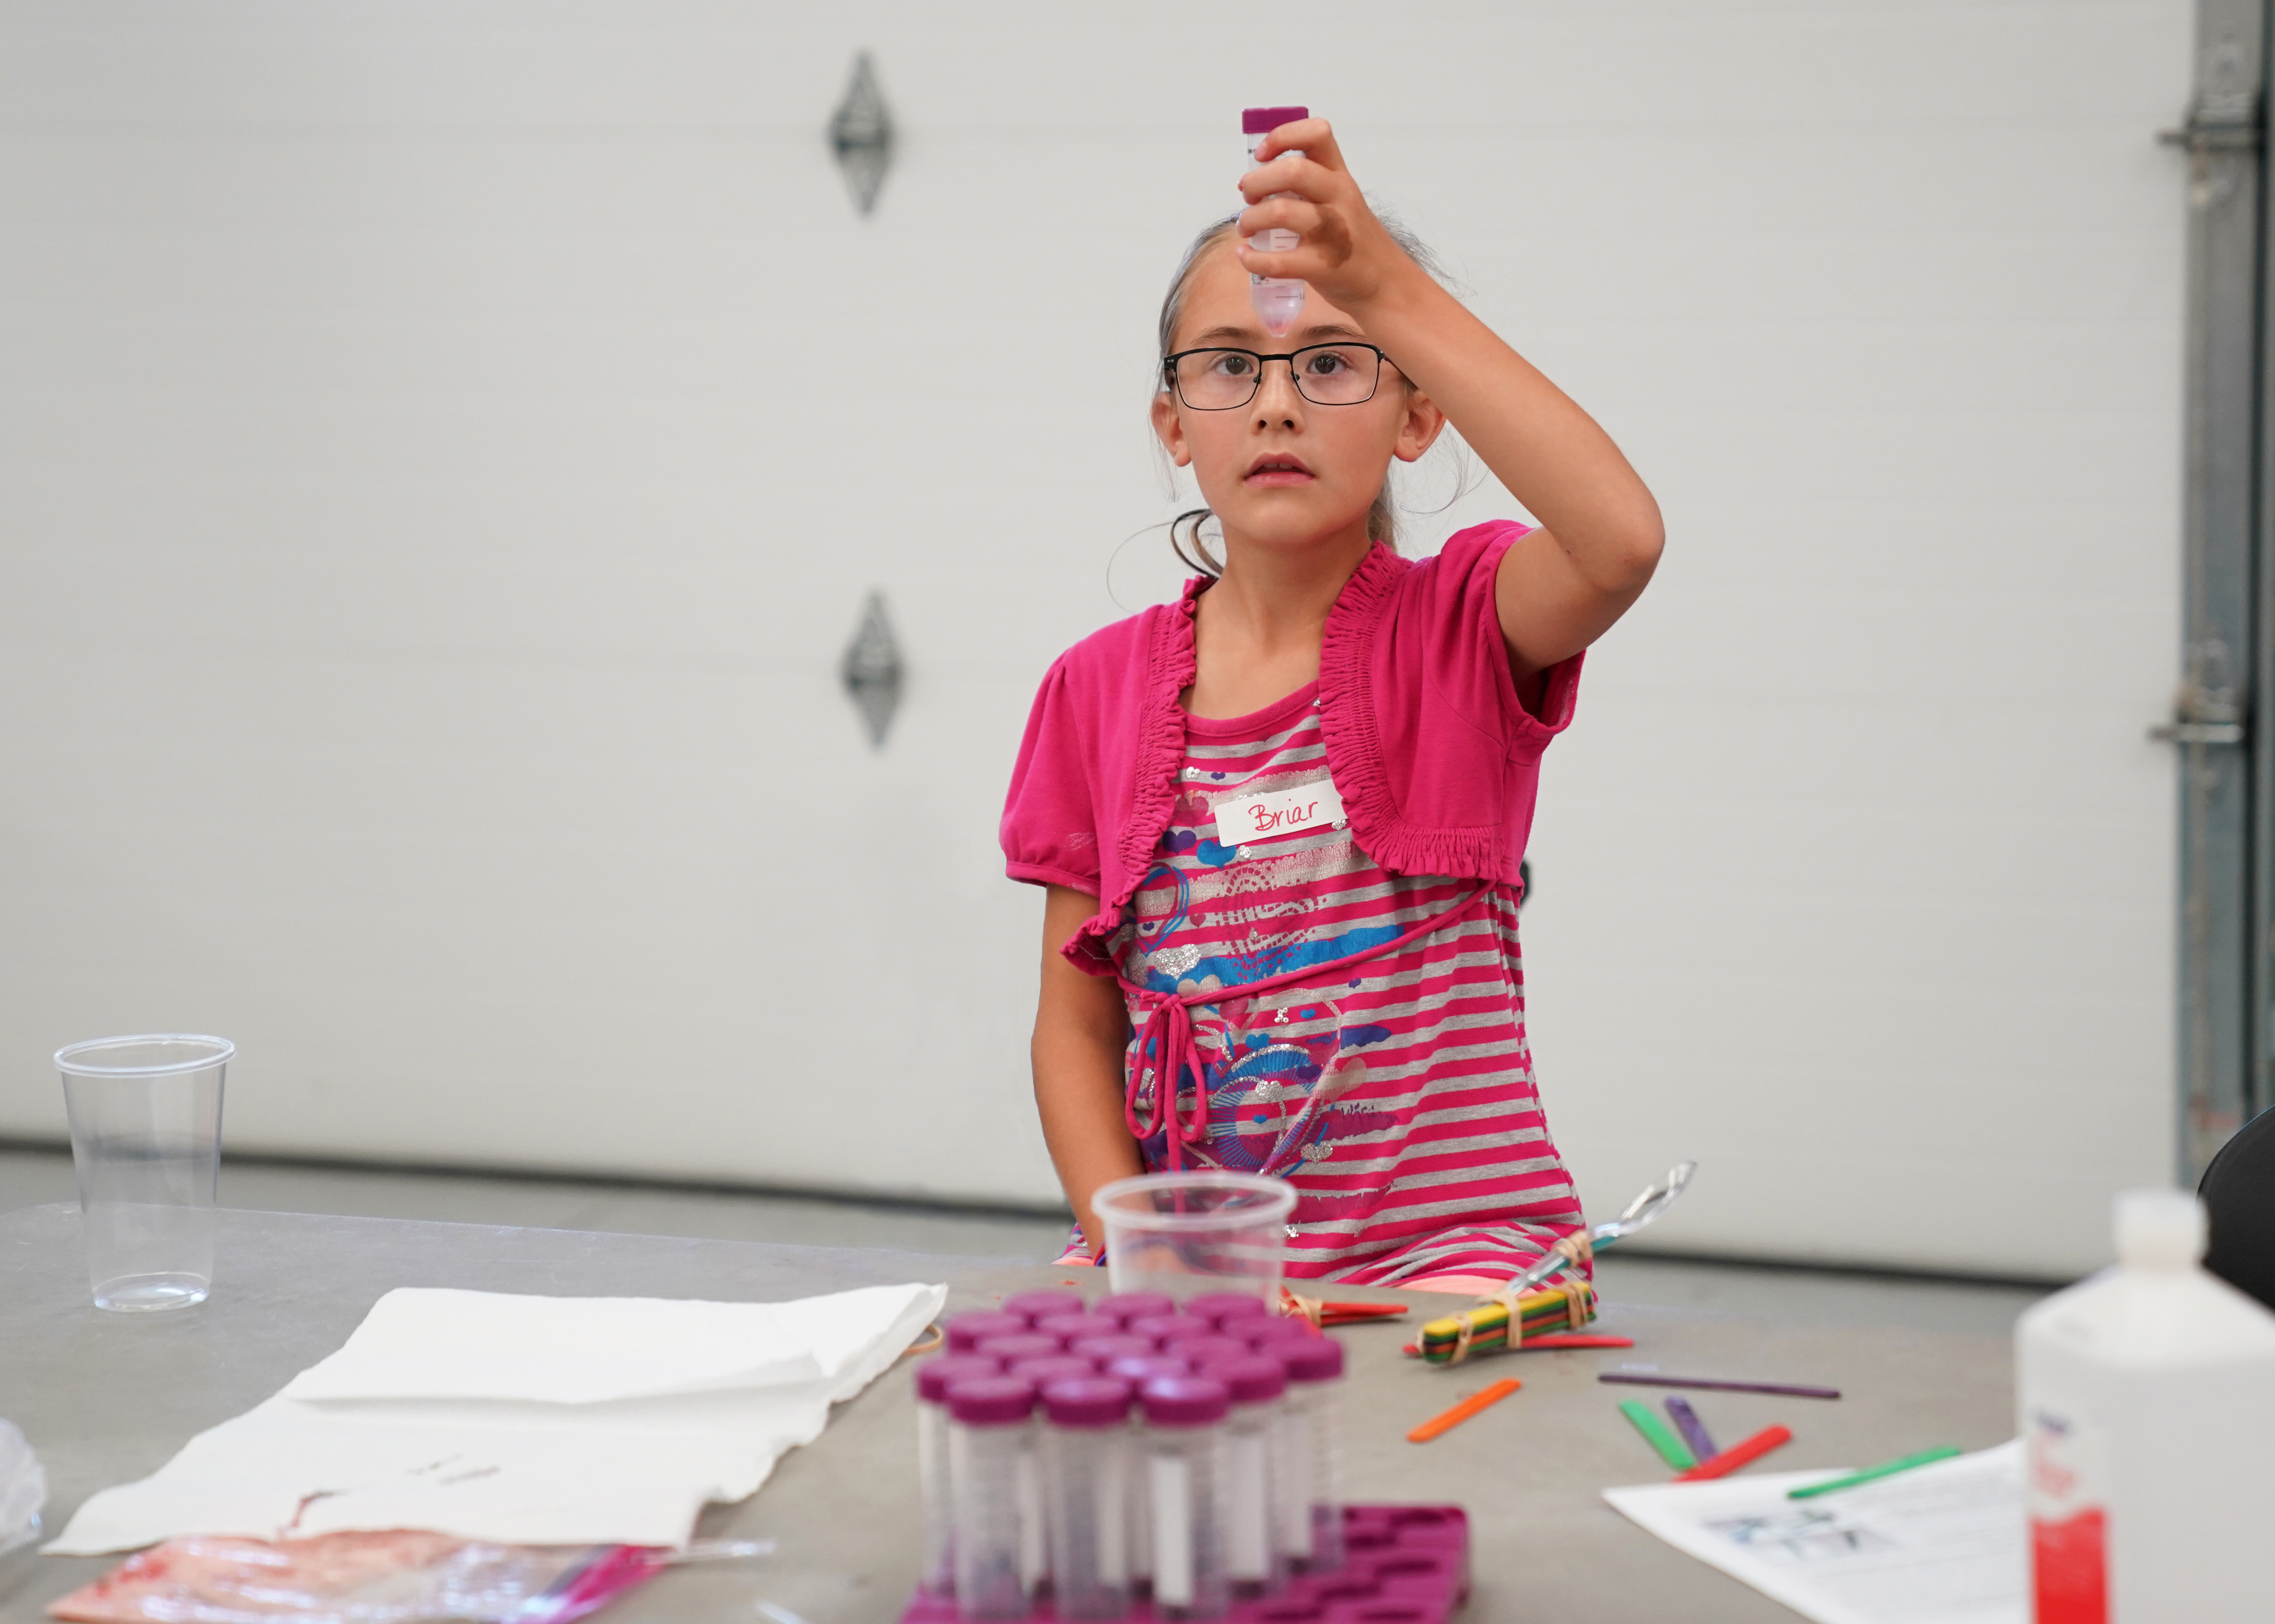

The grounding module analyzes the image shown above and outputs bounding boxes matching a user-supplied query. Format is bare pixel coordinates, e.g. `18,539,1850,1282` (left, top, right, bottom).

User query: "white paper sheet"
50,1281,945,1554
1602,1442,2026,1624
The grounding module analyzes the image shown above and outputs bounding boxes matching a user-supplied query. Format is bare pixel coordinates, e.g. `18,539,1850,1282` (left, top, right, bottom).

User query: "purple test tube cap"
947,1376,1037,1427
1042,1376,1134,1428
1106,1353,1193,1387
1001,1289,1087,1325
1141,1374,1231,1427
1069,1334,1157,1364
944,1310,1027,1354
915,1353,1006,1405
1175,1335,1256,1367
1242,106,1311,135
975,1331,1063,1364
1202,1354,1289,1405
1276,1334,1346,1383
1185,1292,1272,1327
1033,1312,1118,1346
1244,1316,1320,1346
1095,1291,1177,1326
1008,1354,1097,1389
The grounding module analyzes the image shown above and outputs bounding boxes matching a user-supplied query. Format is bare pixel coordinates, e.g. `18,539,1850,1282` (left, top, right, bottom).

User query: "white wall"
0,0,2189,1275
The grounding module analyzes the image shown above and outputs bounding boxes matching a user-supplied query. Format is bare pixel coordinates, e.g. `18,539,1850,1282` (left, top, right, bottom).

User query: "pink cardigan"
1001,521,1581,966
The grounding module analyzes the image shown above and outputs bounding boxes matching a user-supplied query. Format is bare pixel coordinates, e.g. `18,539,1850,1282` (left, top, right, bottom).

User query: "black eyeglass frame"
1160,342,1394,410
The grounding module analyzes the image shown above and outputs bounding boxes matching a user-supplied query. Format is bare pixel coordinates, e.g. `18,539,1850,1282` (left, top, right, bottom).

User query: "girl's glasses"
1162,343,1388,411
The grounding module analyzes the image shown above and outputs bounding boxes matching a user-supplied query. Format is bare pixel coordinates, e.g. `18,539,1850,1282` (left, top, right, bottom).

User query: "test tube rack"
899,1504,1469,1624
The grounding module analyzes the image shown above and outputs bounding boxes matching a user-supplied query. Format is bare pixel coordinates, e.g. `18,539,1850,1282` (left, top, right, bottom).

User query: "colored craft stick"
1599,1373,1842,1400
1788,1445,1961,1500
1518,1335,1634,1351
1676,1424,1794,1482
1407,1378,1522,1442
1618,1400,1698,1470
1665,1395,1718,1462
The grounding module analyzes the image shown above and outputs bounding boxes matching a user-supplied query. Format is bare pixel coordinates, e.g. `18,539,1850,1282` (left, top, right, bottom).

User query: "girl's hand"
1236,118,1420,315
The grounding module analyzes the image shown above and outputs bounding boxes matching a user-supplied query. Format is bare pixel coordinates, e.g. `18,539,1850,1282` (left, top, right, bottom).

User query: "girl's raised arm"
1236,119,1665,700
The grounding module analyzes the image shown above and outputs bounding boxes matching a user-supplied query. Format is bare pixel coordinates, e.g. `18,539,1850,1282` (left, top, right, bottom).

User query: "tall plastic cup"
56,1035,231,1312
1094,1172,1295,1307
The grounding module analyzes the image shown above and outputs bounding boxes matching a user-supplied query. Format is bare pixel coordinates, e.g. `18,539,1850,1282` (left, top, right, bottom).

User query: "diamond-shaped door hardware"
841,591,904,749
828,53,894,217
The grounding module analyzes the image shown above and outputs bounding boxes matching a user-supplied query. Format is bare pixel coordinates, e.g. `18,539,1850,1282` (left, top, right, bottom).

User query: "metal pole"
2165,0,2264,1182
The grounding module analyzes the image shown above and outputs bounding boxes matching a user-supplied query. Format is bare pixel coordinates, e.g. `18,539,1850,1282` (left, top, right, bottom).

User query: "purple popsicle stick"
1664,1395,1718,1461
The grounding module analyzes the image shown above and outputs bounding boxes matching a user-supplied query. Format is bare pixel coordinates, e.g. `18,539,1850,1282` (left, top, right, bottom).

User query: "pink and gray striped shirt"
1105,681,1580,1285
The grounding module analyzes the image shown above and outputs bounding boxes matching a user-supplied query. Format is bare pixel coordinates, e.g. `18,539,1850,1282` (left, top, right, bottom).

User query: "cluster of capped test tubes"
916,1288,1346,1620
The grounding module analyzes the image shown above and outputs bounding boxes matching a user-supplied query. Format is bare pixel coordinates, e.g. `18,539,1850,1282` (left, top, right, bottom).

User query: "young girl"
1000,119,1662,1293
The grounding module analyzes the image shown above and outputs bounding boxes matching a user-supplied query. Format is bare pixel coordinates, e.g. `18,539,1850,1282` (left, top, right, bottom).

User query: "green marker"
1619,1399,1698,1471
1788,1445,1962,1500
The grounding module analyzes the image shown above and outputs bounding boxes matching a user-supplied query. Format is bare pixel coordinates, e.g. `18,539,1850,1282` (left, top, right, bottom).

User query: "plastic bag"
0,1420,48,1558
46,1530,672,1624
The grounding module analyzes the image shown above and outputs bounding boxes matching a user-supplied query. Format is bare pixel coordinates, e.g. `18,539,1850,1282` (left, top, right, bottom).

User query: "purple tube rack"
897,1504,1468,1624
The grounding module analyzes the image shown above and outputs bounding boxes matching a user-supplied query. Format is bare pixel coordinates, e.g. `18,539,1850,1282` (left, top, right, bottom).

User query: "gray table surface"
0,1203,2018,1624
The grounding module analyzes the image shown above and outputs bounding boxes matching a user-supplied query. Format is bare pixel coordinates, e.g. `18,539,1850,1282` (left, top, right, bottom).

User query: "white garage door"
0,0,2190,1275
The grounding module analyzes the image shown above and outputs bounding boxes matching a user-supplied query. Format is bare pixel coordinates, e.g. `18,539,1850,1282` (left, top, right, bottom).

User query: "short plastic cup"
1093,1171,1296,1305
56,1035,231,1312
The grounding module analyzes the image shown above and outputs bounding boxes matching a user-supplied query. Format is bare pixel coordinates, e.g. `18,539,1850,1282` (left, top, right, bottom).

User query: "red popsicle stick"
1675,1424,1795,1481
1517,1334,1635,1351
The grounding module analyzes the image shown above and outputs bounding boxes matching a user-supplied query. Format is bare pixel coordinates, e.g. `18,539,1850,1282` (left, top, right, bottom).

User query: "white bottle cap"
2113,1188,2206,1269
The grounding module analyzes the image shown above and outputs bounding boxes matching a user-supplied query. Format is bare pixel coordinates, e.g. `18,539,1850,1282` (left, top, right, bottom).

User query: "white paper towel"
50,1280,945,1554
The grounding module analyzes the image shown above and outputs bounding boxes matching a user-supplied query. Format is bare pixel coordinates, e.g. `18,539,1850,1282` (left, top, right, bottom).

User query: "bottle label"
2027,1405,2107,1624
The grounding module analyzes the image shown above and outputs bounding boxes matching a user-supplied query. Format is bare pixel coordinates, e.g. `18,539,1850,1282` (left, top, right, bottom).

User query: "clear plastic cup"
56,1034,232,1312
1094,1172,1295,1307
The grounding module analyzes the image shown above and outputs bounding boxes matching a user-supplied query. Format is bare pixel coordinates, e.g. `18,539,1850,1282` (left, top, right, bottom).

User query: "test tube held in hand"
1242,107,1309,336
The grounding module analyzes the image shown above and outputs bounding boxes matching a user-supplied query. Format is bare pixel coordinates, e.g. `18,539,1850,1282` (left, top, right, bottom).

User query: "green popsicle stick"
1619,1399,1698,1470
1787,1445,1961,1500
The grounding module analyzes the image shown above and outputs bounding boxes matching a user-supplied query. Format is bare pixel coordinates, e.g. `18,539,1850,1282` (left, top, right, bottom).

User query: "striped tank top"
1107,680,1583,1286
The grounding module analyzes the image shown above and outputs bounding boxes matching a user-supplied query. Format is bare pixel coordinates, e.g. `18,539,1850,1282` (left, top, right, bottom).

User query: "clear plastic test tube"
1041,1377,1137,1619
1107,1352,1192,1593
1139,1375,1232,1620
948,1376,1041,1619
1201,1355,1289,1596
916,1354,1005,1596
1241,105,1310,336
1272,1335,1345,1571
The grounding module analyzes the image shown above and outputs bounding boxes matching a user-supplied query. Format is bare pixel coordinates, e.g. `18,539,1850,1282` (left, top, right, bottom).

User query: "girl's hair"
1156,212,1447,577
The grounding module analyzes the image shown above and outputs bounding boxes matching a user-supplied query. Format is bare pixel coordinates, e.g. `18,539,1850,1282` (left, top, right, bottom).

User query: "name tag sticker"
1212,779,1347,847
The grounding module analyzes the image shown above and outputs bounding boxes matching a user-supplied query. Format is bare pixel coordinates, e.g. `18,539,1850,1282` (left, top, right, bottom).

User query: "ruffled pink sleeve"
1000,654,1104,896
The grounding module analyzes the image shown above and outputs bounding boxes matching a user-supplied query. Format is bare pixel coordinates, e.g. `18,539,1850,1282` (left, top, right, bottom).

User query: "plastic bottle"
2016,1189,2275,1622
1139,1376,1233,1619
915,1355,1005,1596
1272,1335,1345,1572
947,1376,1042,1619
1201,1356,1290,1596
1041,1377,1137,1620
1241,106,1309,337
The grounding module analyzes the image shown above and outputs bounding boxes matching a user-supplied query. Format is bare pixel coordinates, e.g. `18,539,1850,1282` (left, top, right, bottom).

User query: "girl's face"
1152,239,1444,555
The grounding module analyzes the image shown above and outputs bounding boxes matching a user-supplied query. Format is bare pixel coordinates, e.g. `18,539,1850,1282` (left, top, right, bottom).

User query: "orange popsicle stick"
1406,1378,1522,1442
